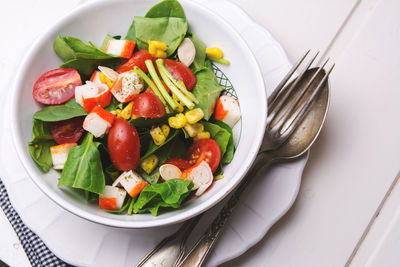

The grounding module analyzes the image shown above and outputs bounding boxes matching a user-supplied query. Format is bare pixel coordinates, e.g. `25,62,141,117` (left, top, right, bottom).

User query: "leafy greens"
28,120,56,172
33,99,87,122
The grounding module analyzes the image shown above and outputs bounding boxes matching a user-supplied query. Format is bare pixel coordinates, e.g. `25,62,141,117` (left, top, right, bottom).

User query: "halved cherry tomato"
132,92,166,118
33,68,82,105
164,59,196,90
186,138,221,173
116,50,154,73
108,118,140,171
50,117,84,145
165,158,192,172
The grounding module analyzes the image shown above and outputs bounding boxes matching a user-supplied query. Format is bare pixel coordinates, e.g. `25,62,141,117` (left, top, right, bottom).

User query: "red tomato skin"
132,92,166,118
108,118,140,171
186,138,221,173
164,59,196,90
165,158,192,172
116,50,154,73
50,117,84,144
33,68,82,105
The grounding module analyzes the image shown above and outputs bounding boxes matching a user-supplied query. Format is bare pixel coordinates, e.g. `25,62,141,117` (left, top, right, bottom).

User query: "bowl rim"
10,0,267,228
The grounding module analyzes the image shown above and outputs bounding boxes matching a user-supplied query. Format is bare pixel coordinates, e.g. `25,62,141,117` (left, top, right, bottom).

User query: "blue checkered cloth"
0,179,70,267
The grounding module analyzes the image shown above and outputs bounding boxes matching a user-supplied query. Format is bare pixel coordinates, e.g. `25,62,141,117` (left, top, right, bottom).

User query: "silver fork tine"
280,63,335,139
268,51,320,122
271,58,330,131
267,50,310,105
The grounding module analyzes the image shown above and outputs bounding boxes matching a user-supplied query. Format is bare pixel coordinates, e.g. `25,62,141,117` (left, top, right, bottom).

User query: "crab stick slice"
159,164,182,181
50,143,77,170
105,40,136,59
112,170,148,198
181,160,213,196
99,185,127,210
89,70,103,85
75,81,111,112
111,71,144,103
83,106,115,138
213,95,241,128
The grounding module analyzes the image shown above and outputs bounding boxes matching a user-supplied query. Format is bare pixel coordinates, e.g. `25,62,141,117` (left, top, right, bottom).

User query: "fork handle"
177,152,273,267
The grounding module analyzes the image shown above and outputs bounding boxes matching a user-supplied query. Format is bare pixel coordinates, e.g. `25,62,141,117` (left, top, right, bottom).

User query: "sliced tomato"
116,50,154,73
33,68,82,105
108,118,140,171
50,117,84,145
164,59,196,90
186,138,221,173
165,158,192,172
132,91,166,118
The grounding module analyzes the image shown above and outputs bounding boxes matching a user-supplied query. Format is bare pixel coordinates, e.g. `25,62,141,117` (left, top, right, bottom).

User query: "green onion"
127,196,136,216
207,56,230,65
134,66,171,113
145,60,178,111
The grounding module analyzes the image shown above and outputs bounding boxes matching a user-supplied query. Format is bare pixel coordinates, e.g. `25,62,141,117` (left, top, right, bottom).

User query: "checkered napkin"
0,179,70,267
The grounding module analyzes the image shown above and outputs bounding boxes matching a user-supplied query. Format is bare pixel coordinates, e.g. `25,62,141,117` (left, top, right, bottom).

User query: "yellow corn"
185,108,204,124
111,109,122,118
131,113,138,119
150,127,166,146
120,102,134,120
141,154,159,174
184,123,204,138
161,124,170,138
148,40,168,58
176,103,184,113
195,131,211,140
168,113,186,129
206,47,223,59
99,72,114,88
172,93,181,103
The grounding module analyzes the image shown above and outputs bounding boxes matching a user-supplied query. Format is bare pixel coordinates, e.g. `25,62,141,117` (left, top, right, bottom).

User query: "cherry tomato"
132,92,166,118
33,68,81,105
116,50,154,73
186,138,221,173
108,118,140,171
50,117,84,144
165,158,192,172
164,59,196,90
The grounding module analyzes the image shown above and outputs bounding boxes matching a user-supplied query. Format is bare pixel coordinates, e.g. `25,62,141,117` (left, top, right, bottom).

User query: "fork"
136,51,334,267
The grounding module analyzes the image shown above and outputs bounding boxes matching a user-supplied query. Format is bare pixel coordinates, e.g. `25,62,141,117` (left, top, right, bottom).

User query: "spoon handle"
177,152,273,267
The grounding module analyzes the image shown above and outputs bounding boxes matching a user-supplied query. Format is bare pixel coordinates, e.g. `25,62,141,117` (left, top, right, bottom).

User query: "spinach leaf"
53,35,75,62
62,36,111,58
141,129,179,160
60,57,121,81
188,33,206,71
210,119,235,164
58,133,105,195
125,20,137,42
28,120,56,172
191,67,223,120
33,99,87,122
133,179,193,216
105,97,123,112
138,168,161,185
134,16,188,57
203,121,231,160
130,112,176,128
145,0,186,19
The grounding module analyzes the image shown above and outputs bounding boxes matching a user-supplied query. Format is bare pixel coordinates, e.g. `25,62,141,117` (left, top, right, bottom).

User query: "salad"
28,0,241,216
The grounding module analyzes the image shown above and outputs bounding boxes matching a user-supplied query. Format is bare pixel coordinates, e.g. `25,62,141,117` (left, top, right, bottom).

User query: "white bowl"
11,0,266,228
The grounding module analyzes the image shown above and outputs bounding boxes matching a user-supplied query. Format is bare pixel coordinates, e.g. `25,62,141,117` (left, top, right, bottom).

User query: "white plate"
0,0,307,266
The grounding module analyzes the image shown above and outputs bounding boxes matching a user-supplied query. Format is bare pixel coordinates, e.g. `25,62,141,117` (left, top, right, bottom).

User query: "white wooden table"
1,0,400,266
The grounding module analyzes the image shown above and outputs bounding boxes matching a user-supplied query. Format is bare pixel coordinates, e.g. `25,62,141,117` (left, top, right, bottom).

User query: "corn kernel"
141,154,159,174
206,47,223,59
150,127,166,146
184,123,204,138
195,131,211,140
172,93,180,102
120,102,134,120
161,124,170,138
131,113,138,120
148,40,168,58
185,108,204,124
176,103,184,113
155,50,167,59
112,109,122,117
99,72,114,88
168,113,187,129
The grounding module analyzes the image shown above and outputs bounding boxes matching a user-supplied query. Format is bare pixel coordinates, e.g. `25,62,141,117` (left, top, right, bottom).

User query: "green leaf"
54,35,75,62
129,112,176,128
63,36,112,57
145,0,186,19
33,99,87,122
28,120,56,172
210,119,235,164
105,97,124,112
141,129,179,160
58,133,105,195
134,16,188,57
133,179,193,216
188,33,206,71
125,20,137,42
191,67,223,120
203,121,231,160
